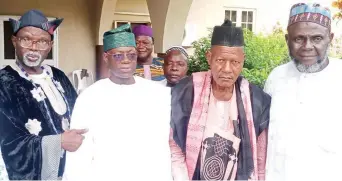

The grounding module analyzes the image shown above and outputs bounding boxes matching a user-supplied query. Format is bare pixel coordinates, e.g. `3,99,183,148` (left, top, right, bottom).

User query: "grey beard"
15,51,44,67
293,55,329,73
291,46,330,73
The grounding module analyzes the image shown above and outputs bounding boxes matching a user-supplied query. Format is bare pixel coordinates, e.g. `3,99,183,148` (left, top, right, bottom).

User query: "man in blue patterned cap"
0,9,86,180
265,3,342,181
63,24,172,181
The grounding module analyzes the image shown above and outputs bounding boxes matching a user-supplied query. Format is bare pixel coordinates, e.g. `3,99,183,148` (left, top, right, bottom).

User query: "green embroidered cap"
103,24,136,52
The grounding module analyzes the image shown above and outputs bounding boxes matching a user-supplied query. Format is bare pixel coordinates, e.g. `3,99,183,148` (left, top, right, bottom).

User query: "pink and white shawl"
170,71,267,180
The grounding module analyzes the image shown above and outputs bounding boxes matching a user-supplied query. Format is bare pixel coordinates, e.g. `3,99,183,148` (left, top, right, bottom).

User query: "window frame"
223,7,256,32
0,15,59,69
113,21,151,29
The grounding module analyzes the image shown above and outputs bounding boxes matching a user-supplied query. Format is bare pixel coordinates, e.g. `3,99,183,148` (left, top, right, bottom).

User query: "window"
225,10,237,27
224,8,256,32
241,11,253,31
114,21,151,29
0,16,59,69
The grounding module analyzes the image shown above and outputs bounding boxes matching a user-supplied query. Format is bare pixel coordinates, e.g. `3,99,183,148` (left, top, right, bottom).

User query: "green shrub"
188,26,289,88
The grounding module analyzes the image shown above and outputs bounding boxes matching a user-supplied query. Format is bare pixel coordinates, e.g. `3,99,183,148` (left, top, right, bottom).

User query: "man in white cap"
265,3,342,181
161,46,189,87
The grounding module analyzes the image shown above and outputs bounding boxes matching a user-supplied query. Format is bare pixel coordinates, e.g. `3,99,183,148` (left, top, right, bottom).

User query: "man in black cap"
169,20,271,180
0,9,86,180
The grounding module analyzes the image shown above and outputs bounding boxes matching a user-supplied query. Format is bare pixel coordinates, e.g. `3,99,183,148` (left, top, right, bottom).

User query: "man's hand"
61,129,88,152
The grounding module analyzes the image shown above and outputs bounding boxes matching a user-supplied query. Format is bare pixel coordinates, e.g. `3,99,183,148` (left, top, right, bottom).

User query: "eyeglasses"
106,52,137,62
16,37,51,50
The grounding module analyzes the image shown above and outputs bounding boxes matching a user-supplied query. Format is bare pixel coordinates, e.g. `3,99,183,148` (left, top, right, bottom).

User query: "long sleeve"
62,93,94,181
169,129,189,181
0,107,62,180
257,129,268,180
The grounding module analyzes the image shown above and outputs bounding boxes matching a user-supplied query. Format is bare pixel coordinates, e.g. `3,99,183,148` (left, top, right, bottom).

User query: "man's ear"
206,50,212,65
103,53,108,64
285,34,289,45
11,35,17,49
329,32,334,43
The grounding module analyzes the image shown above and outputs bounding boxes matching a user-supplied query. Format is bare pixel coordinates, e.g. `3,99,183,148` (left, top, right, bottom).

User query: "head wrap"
132,25,153,38
103,24,136,52
165,46,189,61
288,3,331,29
9,9,62,39
211,20,244,47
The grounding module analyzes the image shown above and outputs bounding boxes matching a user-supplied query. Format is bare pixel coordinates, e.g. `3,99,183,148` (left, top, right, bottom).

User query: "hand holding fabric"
61,129,88,152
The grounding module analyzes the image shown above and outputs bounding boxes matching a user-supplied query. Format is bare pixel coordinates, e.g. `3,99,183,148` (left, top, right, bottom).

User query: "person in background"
265,3,342,181
161,46,189,87
132,25,165,81
0,9,85,180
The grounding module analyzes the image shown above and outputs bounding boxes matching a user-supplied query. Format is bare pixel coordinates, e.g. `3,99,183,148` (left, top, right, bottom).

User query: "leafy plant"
332,0,342,19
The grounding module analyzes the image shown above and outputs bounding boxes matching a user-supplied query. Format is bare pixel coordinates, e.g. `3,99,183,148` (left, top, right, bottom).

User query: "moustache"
24,51,42,57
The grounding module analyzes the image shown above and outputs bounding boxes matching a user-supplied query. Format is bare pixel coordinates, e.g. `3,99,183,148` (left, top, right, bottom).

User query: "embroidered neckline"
14,61,71,133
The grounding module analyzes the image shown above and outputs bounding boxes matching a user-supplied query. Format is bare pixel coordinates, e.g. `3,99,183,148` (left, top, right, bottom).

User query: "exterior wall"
183,0,342,47
115,0,150,14
113,0,151,27
0,0,97,77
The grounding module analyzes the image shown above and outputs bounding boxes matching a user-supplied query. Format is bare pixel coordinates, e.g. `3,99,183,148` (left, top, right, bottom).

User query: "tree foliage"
332,0,342,19
187,25,289,88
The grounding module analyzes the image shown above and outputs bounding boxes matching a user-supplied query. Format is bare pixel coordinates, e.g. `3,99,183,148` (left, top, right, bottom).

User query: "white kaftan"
264,58,342,181
63,76,172,181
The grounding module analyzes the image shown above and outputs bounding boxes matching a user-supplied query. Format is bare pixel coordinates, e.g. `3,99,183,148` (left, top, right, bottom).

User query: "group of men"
0,2,341,181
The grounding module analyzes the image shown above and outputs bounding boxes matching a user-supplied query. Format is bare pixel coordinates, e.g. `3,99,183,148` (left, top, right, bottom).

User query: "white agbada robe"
264,58,342,181
62,76,172,181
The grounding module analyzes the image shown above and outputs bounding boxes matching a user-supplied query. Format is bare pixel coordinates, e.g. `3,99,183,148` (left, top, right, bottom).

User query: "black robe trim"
0,66,77,180
170,75,271,180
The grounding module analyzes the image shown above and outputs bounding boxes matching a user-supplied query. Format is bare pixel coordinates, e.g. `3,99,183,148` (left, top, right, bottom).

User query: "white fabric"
264,58,342,181
30,71,67,115
11,64,67,115
63,76,172,181
200,91,240,180
0,151,9,181
160,79,167,86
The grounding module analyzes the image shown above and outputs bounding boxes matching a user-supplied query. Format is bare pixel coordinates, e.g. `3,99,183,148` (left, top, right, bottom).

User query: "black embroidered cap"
9,9,63,38
211,20,244,47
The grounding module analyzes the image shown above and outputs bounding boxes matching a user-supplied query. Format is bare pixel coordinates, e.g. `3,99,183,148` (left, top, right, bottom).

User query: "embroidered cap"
9,9,63,37
211,20,244,47
103,24,136,52
165,46,189,60
288,3,332,29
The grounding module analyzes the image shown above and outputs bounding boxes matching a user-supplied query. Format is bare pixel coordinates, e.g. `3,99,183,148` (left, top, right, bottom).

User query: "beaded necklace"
15,61,71,134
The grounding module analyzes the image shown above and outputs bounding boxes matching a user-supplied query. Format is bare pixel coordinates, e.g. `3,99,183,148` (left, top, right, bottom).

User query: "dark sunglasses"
106,52,137,62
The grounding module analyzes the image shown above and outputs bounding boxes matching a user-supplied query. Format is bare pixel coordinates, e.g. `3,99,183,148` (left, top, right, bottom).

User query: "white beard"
22,51,44,67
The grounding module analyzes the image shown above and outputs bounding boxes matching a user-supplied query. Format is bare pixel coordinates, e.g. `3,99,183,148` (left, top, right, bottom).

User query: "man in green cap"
62,24,172,180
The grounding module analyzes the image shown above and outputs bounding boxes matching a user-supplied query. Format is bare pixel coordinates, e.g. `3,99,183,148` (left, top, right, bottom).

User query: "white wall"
183,0,342,46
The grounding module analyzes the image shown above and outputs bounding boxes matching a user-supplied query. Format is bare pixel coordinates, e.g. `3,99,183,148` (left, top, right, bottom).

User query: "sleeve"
41,134,63,180
169,129,189,181
257,129,268,180
62,93,94,181
263,68,277,97
0,106,43,180
263,76,272,96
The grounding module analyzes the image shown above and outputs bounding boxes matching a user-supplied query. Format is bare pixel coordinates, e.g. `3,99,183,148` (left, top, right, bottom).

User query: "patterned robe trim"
185,71,259,180
41,135,62,180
